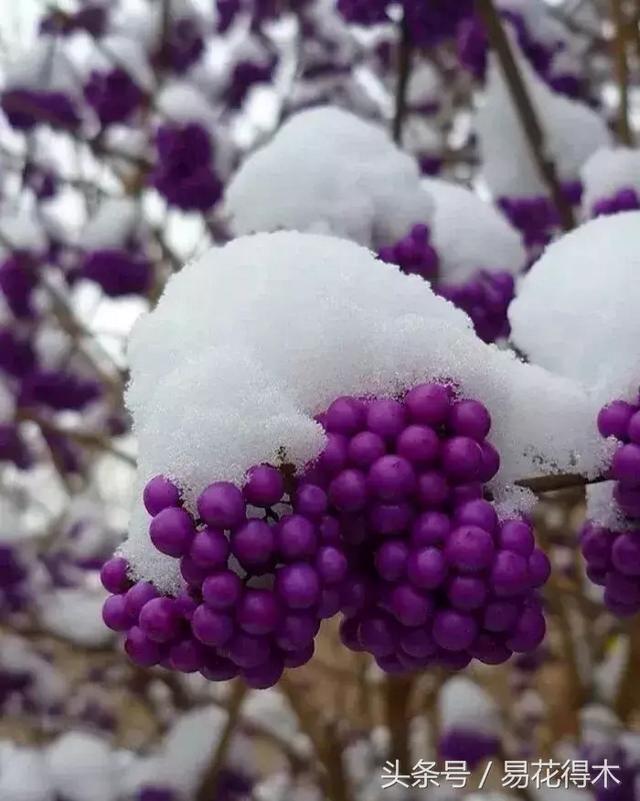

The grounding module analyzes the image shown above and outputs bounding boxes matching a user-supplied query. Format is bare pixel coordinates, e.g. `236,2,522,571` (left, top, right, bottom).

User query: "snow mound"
424,178,526,282
47,732,118,801
476,50,611,197
580,147,640,210
123,231,605,590
439,677,499,736
225,106,433,248
509,212,640,399
79,198,140,250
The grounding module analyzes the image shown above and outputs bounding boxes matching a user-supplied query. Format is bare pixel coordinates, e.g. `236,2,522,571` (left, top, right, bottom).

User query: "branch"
609,0,633,145
514,472,606,494
475,0,576,230
392,16,413,144
195,680,248,801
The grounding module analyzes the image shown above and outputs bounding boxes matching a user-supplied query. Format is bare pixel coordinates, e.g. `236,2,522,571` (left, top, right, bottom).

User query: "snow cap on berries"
476,47,611,198
123,231,605,590
225,107,434,248
509,212,640,401
580,147,640,218
424,178,526,283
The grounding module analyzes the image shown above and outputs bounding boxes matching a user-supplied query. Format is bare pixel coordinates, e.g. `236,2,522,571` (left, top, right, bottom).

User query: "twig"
609,0,633,145
515,473,605,494
383,675,413,770
475,0,575,230
614,619,640,722
195,680,248,801
392,16,413,144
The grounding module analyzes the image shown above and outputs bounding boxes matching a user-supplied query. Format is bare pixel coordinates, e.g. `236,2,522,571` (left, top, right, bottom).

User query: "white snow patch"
509,212,640,399
476,48,611,197
580,147,640,211
225,106,433,248
424,178,526,282
439,677,499,736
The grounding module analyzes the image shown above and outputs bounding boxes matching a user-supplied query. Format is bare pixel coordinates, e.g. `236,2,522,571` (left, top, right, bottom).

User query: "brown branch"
475,0,576,230
609,0,634,145
515,473,606,494
393,16,413,144
614,619,640,722
383,675,414,771
195,680,248,801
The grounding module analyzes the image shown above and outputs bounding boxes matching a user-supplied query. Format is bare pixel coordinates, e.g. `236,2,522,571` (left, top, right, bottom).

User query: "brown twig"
515,473,605,494
195,680,248,801
475,0,575,230
383,675,414,770
609,0,633,145
614,619,640,722
392,16,413,144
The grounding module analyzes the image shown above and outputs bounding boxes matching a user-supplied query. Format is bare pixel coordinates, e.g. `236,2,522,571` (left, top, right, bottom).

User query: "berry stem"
384,675,414,770
474,0,576,230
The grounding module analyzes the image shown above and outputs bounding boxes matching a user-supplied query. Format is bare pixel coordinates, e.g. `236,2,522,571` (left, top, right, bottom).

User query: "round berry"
449,400,491,441
375,540,409,582
328,469,368,511
197,482,246,529
100,557,131,594
366,398,407,440
231,519,275,571
149,507,195,557
348,431,386,467
597,400,636,439
143,475,180,516
368,455,416,501
325,396,366,434
432,610,477,652
191,605,233,647
189,528,230,569
275,563,321,609
243,464,284,507
277,514,318,560
139,597,181,643
202,570,243,609
407,546,447,589
441,437,482,481
445,526,495,572
405,383,451,425
237,589,281,635
498,519,534,556
396,425,440,464
295,484,328,517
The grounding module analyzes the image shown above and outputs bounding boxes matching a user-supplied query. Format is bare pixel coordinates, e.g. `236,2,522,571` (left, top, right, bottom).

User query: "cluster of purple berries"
151,123,223,212
439,271,515,344
103,382,550,688
378,226,515,343
102,460,348,689
0,89,80,133
378,224,438,283
499,182,582,250
591,188,640,218
337,0,474,47
83,68,145,127
581,394,640,617
330,386,549,672
457,12,583,99
81,249,152,297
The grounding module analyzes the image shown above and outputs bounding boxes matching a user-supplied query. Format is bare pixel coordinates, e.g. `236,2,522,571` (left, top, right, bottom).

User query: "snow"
586,482,632,532
580,147,640,211
439,677,500,737
0,209,47,254
39,587,114,647
123,231,606,591
424,178,526,282
406,60,442,109
509,212,640,400
2,38,79,95
157,81,218,129
476,47,611,197
78,197,140,250
84,35,155,90
0,743,54,801
46,732,119,801
225,106,434,248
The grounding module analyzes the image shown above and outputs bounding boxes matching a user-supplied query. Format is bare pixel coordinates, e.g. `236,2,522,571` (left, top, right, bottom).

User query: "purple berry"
445,526,495,572
375,540,409,582
325,396,366,434
347,431,386,467
441,437,482,481
612,444,640,486
100,557,131,594
407,546,447,589
189,528,230,569
396,425,440,464
316,545,348,584
192,606,234,647
202,570,243,609
328,469,368,511
143,475,180,516
432,610,478,652
277,515,318,560
139,598,181,643
102,595,133,631
197,482,246,529
237,589,281,635
368,455,416,501
598,400,636,439
275,563,321,609
498,519,534,556
449,400,491,441
405,383,451,425
149,507,195,557
366,398,407,440
243,464,284,507
231,519,275,571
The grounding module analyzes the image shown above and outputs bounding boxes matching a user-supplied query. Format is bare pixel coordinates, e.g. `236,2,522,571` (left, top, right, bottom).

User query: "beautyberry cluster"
151,124,223,212
591,188,640,218
581,394,640,617
330,385,549,672
102,462,348,689
378,227,515,343
104,383,550,688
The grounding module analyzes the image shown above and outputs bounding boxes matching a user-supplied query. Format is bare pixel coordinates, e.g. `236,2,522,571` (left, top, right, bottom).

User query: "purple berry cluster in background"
582,395,640,616
104,383,549,687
